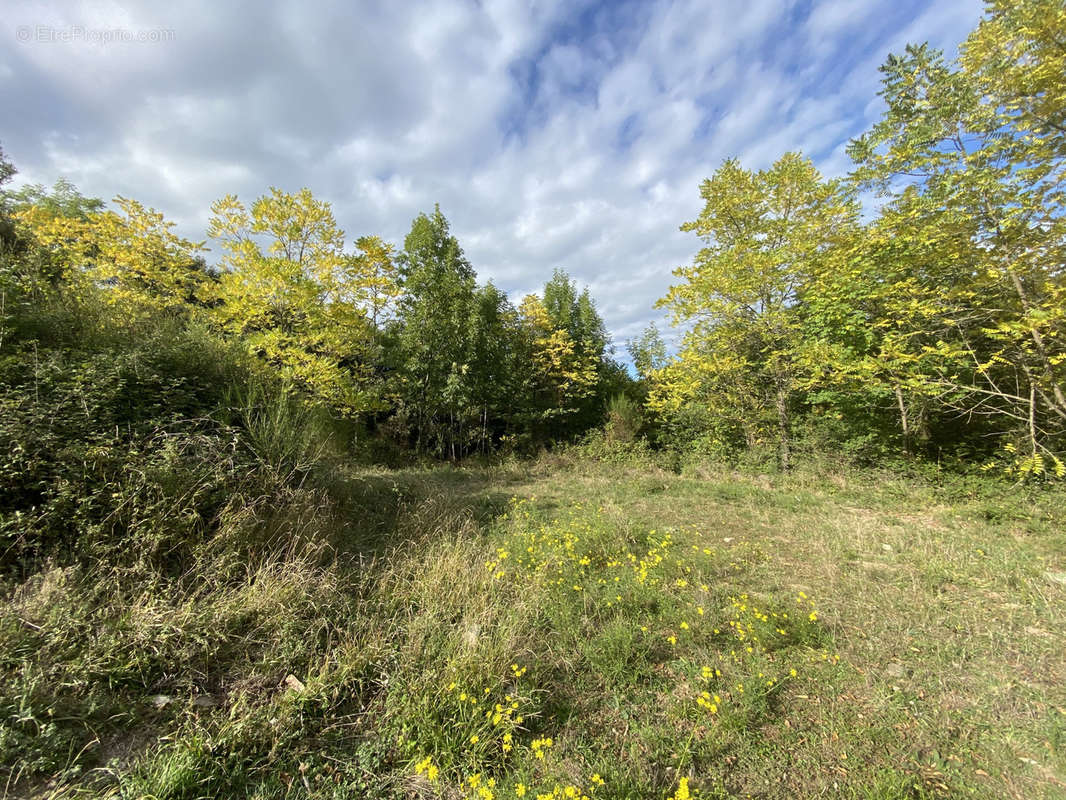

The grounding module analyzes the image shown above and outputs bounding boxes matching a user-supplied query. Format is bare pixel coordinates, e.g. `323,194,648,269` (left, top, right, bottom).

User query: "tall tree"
346,235,401,328
15,195,205,319
0,145,14,190
847,2,1066,473
6,178,105,220
516,292,599,443
394,205,477,455
207,188,378,414
543,269,609,362
657,153,858,470
466,281,519,452
541,269,614,432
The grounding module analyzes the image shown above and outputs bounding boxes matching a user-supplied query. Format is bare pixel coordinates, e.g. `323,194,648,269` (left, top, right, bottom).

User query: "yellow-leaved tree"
517,293,598,438
15,196,206,320
206,188,385,414
654,153,858,470
846,0,1066,475
346,235,401,327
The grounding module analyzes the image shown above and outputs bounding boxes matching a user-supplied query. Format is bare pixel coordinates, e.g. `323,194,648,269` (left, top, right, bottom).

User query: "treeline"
2,0,1063,478
634,0,1065,478
0,168,628,460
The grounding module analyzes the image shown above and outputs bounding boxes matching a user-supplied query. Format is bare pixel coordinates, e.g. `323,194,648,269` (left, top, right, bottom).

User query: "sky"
2,0,985,355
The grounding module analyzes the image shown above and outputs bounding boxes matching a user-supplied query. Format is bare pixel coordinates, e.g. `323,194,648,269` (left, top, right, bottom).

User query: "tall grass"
222,375,344,483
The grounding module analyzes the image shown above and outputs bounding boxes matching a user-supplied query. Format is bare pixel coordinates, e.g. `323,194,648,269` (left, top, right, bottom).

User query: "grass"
2,450,1065,799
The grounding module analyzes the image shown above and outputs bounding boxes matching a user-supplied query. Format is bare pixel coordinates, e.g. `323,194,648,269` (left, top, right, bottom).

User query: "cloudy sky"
3,0,984,353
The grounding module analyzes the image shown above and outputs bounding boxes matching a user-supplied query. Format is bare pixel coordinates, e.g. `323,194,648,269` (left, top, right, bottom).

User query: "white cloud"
2,0,987,355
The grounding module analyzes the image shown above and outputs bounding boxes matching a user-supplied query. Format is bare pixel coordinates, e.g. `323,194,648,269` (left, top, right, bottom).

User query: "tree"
541,269,614,432
0,147,17,266
543,269,609,360
6,178,105,220
798,216,954,459
627,323,667,382
393,205,477,455
515,292,599,443
646,341,772,455
657,153,858,470
847,4,1066,473
2,171,117,344
346,235,401,327
15,195,205,319
962,0,1066,151
0,145,14,190
207,188,379,414
466,281,520,452
0,147,17,344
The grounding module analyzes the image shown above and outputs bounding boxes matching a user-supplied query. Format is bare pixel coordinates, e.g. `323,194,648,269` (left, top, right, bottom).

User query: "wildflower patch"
402,498,843,798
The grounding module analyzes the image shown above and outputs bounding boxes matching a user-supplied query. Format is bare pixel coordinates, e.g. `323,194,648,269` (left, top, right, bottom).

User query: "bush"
604,392,643,443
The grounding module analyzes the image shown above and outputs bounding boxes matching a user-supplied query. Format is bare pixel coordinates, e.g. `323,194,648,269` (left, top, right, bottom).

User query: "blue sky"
2,0,985,353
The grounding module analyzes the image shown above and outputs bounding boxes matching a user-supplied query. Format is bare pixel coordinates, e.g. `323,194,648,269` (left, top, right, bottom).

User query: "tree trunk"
894,385,911,457
1029,381,1038,458
775,379,791,472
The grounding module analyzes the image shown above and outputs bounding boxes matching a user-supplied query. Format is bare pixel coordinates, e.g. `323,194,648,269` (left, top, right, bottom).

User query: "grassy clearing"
2,453,1064,799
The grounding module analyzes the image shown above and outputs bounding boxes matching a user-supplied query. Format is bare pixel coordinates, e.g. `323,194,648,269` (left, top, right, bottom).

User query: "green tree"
1,168,115,349
0,145,14,190
393,205,477,455
515,292,599,444
466,281,520,452
657,153,858,469
6,178,105,220
0,146,18,245
847,2,1066,474
543,269,609,360
541,269,615,433
799,219,948,459
0,147,18,344
627,323,667,382
346,235,401,327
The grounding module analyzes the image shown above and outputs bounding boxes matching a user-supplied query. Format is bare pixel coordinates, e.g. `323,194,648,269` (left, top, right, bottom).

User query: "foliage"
841,1,1066,469
4,3,1066,797
653,153,858,470
207,188,385,415
392,204,480,455
13,195,205,320
604,392,642,444
651,0,1066,477
515,292,599,441
6,178,106,220
347,234,402,327
627,323,668,383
